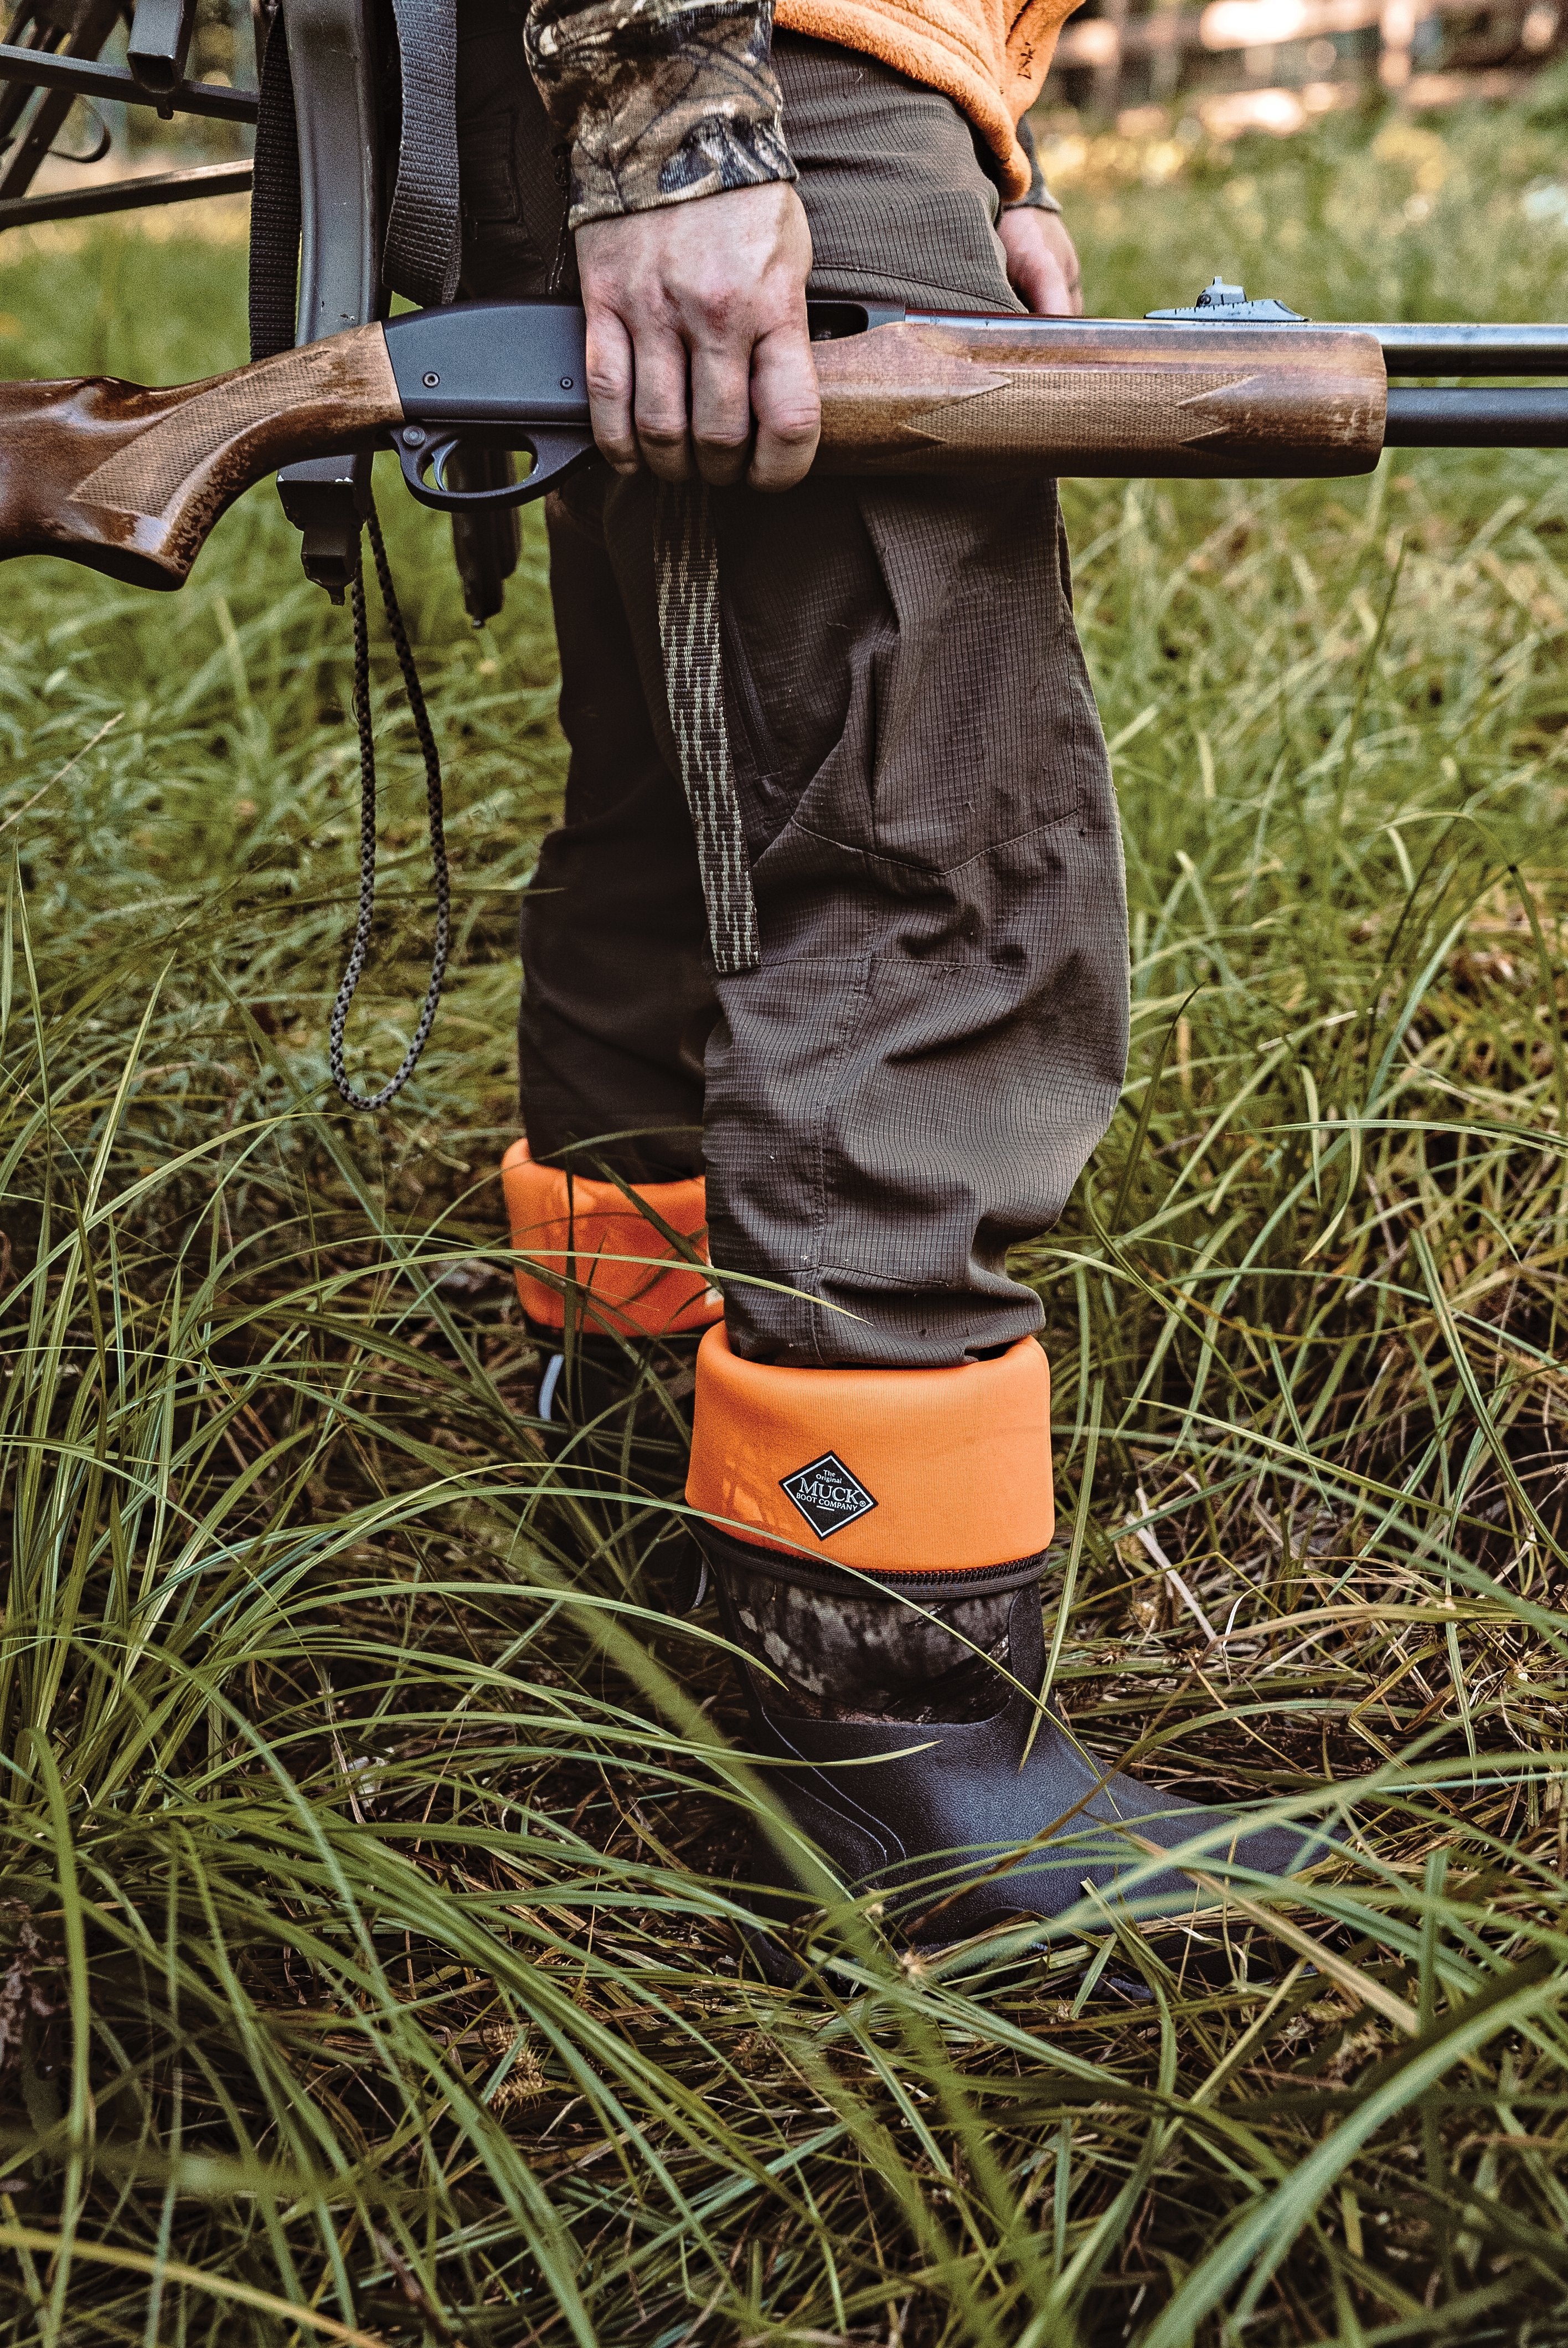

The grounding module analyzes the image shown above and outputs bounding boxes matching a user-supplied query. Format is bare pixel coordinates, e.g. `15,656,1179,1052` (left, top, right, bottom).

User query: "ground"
3,85,1568,2348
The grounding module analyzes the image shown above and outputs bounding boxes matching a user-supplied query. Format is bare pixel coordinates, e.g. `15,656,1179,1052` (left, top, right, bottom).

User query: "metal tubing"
0,39,257,117
0,157,250,229
126,0,199,94
0,0,128,200
1384,387,1568,445
280,0,380,346
1371,325,1568,375
0,0,125,157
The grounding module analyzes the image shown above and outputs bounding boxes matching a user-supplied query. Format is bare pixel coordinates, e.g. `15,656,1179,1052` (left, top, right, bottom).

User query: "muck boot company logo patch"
779,1452,878,1539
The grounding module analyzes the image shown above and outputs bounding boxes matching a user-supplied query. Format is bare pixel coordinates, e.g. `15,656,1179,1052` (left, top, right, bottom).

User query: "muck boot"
685,1327,1334,1979
502,1139,722,1592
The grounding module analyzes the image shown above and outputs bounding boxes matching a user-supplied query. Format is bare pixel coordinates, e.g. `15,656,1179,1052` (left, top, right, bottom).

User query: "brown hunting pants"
458,11,1129,1370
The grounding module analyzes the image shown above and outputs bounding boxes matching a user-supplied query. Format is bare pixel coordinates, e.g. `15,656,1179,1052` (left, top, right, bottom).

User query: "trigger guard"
395,428,596,512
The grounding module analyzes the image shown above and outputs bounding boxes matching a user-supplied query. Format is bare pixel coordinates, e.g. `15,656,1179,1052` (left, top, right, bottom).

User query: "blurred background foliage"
4,94,1568,2348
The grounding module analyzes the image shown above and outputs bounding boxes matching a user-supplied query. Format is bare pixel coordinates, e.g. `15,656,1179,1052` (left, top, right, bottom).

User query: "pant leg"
457,0,715,1187
712,40,1128,1365
705,461,1126,1369
469,21,1129,1351
518,490,715,1186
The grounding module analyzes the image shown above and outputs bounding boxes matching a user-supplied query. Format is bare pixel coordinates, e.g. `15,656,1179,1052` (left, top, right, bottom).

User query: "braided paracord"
328,501,452,1111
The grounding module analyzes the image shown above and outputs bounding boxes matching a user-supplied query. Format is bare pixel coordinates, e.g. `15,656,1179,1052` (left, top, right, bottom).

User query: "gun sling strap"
247,8,302,365
249,0,460,351
653,482,763,979
249,6,761,1102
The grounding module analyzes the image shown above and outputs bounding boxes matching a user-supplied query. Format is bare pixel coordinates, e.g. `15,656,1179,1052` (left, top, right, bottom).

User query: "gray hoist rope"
328,500,452,1111
328,483,759,1108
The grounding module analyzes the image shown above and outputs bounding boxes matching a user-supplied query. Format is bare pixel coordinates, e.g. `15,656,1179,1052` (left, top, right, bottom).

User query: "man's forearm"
524,0,812,488
523,0,795,229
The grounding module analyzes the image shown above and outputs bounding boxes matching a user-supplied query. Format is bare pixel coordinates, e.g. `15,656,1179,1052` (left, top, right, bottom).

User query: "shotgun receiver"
3,289,1567,592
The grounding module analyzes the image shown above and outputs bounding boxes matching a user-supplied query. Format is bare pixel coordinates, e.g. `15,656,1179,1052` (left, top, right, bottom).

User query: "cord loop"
327,500,451,1111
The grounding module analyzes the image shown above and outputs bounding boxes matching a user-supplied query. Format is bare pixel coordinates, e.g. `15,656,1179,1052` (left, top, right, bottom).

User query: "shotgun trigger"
393,424,597,511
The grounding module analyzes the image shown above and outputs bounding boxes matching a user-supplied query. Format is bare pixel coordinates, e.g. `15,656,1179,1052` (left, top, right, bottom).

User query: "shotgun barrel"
0,295,1564,593
1364,323,1568,373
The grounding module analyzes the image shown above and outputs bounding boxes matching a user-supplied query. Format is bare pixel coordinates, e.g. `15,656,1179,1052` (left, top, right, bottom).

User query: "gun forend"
0,305,1390,591
812,316,1386,481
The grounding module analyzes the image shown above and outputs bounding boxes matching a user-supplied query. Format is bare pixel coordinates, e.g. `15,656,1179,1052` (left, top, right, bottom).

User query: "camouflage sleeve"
524,0,795,231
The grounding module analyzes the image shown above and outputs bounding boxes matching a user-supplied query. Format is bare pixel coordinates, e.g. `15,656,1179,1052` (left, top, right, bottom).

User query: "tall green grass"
4,101,1568,2346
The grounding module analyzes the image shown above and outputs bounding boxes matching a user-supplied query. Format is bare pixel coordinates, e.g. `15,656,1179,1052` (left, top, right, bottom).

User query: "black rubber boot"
530,1320,701,1450
700,1526,1335,1981
532,1321,709,1606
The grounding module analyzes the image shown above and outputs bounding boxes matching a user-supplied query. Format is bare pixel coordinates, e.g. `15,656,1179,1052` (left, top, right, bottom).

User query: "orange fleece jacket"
775,0,1079,198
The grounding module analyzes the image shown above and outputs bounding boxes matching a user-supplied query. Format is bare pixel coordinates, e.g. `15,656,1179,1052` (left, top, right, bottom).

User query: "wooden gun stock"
0,325,400,589
0,311,1388,590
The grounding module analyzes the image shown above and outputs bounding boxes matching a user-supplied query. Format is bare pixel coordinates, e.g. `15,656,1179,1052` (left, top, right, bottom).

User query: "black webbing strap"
383,0,461,308
653,482,761,976
247,10,300,362
249,0,460,341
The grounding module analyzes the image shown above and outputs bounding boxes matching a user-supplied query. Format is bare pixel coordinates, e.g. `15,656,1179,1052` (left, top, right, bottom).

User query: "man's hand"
576,183,819,493
997,208,1084,317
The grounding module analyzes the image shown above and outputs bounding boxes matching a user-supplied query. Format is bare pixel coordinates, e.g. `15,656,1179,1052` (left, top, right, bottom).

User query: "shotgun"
5,282,1568,592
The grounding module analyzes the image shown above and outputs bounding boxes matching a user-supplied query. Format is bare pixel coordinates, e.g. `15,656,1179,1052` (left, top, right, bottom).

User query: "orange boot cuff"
501,1139,724,1339
685,1326,1053,1576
